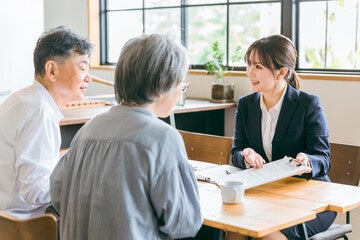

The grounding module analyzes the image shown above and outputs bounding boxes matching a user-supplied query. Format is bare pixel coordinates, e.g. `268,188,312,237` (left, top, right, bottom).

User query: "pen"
197,176,220,188
197,176,212,183
288,158,302,167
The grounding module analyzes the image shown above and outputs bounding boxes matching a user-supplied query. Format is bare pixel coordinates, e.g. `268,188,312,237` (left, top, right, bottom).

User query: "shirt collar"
260,84,288,112
33,80,64,120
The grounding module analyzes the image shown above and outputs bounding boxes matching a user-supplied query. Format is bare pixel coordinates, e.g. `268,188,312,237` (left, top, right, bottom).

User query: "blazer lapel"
248,93,267,160
272,85,301,158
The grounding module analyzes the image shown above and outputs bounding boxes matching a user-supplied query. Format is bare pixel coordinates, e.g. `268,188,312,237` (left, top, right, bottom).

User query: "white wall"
44,0,88,35
0,0,44,103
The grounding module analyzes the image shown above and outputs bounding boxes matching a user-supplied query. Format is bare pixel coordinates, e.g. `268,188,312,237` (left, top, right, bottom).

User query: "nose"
246,65,254,77
84,71,91,83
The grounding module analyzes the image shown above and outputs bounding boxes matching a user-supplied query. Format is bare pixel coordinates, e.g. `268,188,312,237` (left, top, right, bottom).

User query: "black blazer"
231,85,331,182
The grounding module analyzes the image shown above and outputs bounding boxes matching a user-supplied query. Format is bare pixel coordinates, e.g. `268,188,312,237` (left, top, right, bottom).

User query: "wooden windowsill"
90,64,359,82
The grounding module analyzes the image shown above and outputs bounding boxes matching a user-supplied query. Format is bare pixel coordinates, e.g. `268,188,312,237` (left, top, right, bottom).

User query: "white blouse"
260,85,287,161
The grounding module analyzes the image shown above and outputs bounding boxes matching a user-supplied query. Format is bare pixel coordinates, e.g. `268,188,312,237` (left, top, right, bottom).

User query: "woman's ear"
277,67,289,80
44,60,58,82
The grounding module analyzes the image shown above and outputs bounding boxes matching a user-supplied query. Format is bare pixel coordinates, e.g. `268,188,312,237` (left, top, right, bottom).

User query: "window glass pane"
101,0,359,73
187,5,227,65
230,0,277,2
187,0,226,4
229,2,281,67
145,8,181,41
299,0,360,70
298,2,327,69
146,0,180,7
107,11,143,63
107,0,142,10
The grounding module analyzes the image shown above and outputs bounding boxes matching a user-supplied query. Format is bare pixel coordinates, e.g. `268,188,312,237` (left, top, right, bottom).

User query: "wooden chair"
309,143,360,240
0,213,58,240
178,130,233,165
328,143,360,186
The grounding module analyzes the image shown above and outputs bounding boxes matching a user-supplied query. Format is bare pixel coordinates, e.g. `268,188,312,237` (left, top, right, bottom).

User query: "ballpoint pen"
197,176,220,188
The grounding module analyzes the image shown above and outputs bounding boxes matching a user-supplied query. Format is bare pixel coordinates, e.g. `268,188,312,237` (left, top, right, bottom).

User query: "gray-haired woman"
50,34,202,240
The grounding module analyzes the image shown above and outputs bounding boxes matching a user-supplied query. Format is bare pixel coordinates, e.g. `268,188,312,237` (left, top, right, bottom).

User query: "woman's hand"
241,148,266,169
295,152,310,167
295,152,312,174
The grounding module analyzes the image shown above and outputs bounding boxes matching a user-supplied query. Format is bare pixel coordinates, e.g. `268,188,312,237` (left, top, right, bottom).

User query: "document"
190,156,311,189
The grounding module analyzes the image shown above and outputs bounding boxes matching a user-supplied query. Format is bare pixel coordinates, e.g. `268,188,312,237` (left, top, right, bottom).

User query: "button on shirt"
260,85,287,161
0,81,63,219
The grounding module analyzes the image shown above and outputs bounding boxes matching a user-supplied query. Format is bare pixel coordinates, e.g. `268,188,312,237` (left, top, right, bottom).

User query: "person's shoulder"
298,89,318,99
146,120,184,154
1,87,41,112
237,92,260,104
287,88,323,112
287,85,320,103
151,119,181,141
297,90,321,104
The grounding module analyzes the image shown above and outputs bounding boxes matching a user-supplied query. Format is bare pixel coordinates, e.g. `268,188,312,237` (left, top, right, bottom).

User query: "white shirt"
260,85,287,161
0,80,63,219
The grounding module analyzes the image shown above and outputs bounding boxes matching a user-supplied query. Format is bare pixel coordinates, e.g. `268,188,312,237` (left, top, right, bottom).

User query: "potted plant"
204,41,242,103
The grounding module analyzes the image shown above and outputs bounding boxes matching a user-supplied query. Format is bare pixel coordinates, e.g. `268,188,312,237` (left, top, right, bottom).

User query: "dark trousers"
178,225,225,240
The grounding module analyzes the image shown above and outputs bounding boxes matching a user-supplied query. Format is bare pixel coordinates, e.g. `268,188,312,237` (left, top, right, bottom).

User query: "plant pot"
211,83,235,103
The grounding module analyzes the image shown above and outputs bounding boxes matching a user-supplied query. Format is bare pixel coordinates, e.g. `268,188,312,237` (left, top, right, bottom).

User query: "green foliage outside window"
204,42,243,83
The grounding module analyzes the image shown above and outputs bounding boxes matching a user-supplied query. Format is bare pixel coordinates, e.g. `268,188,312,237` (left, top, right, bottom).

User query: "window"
96,0,360,74
298,0,360,72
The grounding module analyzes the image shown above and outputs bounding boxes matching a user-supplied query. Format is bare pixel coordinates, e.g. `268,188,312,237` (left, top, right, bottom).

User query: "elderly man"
0,26,93,219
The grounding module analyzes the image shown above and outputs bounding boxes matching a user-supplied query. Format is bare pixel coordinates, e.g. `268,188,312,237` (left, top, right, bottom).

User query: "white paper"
190,156,311,189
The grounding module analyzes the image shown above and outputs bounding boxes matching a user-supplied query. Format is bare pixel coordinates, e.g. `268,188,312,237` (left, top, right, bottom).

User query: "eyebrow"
79,59,90,65
248,60,261,65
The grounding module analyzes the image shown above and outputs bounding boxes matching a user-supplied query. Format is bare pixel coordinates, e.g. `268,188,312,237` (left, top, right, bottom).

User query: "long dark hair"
244,34,300,89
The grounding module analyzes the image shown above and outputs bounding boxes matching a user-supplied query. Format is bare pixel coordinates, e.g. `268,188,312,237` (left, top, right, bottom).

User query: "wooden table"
254,177,360,213
194,161,360,238
199,182,319,237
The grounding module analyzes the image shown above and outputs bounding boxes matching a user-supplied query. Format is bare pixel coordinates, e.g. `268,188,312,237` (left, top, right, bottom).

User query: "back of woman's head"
244,34,300,89
114,34,189,105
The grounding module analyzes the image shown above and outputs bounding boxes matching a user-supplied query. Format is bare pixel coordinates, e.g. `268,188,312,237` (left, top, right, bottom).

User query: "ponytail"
287,70,301,90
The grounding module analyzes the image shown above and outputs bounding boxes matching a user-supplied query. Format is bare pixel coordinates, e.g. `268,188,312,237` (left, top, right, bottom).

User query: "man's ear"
44,60,58,82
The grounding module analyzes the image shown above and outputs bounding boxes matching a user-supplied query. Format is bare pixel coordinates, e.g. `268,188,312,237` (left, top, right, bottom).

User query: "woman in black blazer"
228,35,336,240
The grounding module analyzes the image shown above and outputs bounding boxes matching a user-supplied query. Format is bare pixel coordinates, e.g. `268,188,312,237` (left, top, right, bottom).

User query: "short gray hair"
114,34,189,105
34,26,93,77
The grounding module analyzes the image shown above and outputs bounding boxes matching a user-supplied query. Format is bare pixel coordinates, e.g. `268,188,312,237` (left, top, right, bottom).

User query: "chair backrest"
328,143,360,186
179,130,233,165
0,213,57,240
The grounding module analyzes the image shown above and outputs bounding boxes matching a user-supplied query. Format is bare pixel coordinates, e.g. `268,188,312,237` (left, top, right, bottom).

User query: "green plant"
204,42,242,83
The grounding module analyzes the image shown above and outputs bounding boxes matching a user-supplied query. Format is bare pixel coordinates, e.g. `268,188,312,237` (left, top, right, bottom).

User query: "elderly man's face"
53,54,91,105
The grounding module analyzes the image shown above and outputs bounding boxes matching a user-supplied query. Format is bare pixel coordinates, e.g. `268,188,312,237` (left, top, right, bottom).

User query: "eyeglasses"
180,80,191,93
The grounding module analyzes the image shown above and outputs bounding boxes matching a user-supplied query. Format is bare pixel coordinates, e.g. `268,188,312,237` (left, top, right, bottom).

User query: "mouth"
250,80,260,86
79,86,88,93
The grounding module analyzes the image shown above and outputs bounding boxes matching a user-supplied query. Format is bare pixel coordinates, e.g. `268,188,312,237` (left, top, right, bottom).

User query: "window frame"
88,0,360,81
